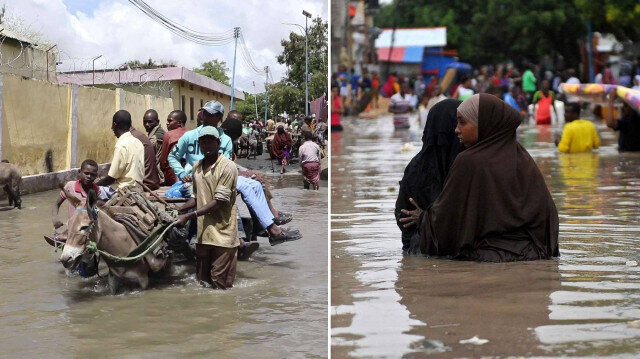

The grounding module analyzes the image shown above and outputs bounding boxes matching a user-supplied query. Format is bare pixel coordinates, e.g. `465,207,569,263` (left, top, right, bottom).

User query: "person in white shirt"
389,84,414,130
298,131,321,190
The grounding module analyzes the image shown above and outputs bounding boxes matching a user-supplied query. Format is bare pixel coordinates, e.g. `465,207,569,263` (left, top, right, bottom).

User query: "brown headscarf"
272,126,292,159
419,94,559,261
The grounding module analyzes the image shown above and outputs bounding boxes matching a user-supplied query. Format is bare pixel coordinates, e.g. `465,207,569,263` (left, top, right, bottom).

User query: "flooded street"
331,115,640,358
0,175,327,358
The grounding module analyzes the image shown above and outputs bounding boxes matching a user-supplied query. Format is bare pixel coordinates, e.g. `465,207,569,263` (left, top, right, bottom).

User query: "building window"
200,99,204,108
181,95,185,111
189,85,194,91
190,97,194,121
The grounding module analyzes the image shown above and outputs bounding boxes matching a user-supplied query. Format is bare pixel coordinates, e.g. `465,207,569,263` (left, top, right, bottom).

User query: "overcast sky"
2,0,327,93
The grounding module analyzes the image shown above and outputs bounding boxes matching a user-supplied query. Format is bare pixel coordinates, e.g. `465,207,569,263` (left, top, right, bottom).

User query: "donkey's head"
59,186,100,270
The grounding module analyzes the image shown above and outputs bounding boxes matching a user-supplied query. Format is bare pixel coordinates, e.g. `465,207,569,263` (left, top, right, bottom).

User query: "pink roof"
57,66,244,100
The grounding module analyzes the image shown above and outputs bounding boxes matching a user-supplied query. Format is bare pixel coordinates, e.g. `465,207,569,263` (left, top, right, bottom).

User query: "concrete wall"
0,40,57,82
0,74,173,175
1,74,70,174
76,85,117,165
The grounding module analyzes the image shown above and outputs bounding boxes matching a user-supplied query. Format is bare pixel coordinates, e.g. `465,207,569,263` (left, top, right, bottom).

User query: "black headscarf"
419,94,559,262
395,99,462,252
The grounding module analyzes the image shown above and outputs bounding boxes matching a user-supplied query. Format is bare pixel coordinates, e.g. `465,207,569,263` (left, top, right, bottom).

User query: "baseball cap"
200,100,225,115
198,126,220,139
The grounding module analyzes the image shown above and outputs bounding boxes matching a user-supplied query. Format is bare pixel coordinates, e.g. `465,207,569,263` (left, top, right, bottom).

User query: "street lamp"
302,10,312,116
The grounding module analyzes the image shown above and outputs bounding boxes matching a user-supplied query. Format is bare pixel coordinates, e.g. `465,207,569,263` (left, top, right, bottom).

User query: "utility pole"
303,10,312,116
587,19,594,83
264,66,269,122
230,27,240,110
253,81,259,120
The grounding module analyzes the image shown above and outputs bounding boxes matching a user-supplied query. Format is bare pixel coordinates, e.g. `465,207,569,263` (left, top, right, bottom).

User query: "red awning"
377,47,406,63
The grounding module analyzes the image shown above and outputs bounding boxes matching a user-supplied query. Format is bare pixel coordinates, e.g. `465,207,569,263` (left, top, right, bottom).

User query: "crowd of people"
333,60,640,154
52,101,313,289
265,113,326,189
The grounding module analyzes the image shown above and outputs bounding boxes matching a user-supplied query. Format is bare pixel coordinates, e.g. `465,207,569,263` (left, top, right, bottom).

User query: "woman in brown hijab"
272,125,293,173
405,94,559,261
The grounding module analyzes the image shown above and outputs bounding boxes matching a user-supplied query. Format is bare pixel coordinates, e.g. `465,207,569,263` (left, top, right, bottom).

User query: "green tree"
235,91,267,123
268,81,305,117
125,58,176,69
194,59,230,85
277,17,328,100
575,0,640,41
375,0,586,68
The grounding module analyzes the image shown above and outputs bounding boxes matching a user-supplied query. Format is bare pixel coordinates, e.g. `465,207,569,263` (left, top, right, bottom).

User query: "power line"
127,0,271,84
127,0,236,45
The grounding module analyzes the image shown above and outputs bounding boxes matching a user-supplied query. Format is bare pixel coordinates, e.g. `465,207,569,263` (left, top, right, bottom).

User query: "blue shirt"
337,71,349,87
168,125,233,180
350,74,360,89
503,93,521,112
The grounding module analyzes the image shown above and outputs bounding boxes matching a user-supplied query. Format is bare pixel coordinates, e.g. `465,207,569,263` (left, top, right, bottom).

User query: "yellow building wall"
0,75,177,176
150,95,175,126
123,91,149,131
95,80,238,131
172,81,234,130
76,86,117,165
2,75,70,175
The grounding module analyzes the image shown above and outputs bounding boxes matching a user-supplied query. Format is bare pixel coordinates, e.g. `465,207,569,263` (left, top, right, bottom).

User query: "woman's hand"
399,198,423,228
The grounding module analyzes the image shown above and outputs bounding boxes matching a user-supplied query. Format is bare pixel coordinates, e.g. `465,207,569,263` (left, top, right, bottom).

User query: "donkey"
0,161,22,209
59,187,170,294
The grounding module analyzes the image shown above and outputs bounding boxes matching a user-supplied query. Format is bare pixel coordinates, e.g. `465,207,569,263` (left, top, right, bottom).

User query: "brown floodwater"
331,115,640,358
0,175,327,358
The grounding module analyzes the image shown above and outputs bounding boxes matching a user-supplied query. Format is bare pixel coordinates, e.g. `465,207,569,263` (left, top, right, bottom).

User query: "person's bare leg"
267,196,278,217
267,223,282,236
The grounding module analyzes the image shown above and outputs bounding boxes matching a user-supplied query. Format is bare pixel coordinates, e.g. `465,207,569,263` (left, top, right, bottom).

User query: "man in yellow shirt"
175,126,239,289
96,110,145,190
266,118,275,132
557,103,600,153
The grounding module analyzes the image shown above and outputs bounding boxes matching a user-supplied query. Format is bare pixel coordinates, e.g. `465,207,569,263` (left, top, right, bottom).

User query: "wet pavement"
331,114,640,358
0,172,327,358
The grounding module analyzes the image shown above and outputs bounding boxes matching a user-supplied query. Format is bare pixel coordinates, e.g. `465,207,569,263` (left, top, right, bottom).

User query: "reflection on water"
0,176,327,358
331,116,640,358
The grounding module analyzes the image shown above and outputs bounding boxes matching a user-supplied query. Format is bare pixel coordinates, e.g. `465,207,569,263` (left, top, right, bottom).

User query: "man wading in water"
389,84,413,130
175,126,239,289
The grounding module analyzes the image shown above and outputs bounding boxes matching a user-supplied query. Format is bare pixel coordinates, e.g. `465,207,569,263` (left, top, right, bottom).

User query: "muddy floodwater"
0,175,327,358
331,115,640,358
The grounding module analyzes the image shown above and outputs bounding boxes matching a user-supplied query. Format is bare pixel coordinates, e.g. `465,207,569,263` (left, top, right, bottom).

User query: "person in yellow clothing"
175,126,239,289
557,103,600,153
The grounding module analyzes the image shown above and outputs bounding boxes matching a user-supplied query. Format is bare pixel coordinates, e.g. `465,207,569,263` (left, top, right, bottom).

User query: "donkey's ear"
60,184,81,208
87,189,98,219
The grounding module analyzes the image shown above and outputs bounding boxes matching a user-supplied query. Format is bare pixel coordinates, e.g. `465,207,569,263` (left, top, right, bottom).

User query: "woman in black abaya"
395,99,462,253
